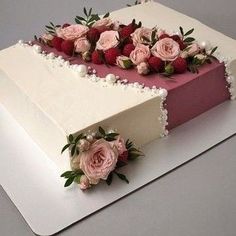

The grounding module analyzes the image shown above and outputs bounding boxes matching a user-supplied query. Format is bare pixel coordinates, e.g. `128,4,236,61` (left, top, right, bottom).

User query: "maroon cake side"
34,42,230,131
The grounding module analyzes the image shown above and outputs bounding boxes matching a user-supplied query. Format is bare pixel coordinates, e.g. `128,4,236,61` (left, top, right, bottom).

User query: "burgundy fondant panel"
34,42,230,130
166,64,230,129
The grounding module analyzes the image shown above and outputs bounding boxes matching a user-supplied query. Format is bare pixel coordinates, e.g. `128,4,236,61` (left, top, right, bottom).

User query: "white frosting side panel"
0,44,163,169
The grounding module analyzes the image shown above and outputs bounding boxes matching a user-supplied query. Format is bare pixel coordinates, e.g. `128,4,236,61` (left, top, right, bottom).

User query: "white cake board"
0,101,236,236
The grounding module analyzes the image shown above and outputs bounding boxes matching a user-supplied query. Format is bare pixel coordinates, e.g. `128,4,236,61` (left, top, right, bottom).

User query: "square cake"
0,1,235,173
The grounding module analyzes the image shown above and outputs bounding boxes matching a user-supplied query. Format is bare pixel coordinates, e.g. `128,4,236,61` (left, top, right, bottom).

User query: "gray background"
0,0,236,235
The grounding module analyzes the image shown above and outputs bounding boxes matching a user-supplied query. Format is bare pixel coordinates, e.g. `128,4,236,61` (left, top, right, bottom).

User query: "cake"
0,1,235,189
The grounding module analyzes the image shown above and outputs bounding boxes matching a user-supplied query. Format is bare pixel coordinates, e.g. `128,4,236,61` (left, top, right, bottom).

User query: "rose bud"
79,175,91,190
116,56,133,69
137,62,150,75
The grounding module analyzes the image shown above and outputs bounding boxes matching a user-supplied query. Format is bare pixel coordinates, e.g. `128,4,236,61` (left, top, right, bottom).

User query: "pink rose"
93,17,113,32
130,44,151,65
151,38,180,61
59,24,89,41
137,62,150,75
96,30,120,51
186,43,200,57
111,135,127,156
79,175,90,190
131,27,153,46
79,139,118,184
74,37,91,53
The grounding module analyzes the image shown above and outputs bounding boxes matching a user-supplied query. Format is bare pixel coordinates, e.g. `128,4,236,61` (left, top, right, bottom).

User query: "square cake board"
0,99,236,236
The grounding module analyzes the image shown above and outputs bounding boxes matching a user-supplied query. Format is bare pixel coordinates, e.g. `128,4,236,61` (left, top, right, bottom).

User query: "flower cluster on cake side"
61,127,143,190
35,7,218,78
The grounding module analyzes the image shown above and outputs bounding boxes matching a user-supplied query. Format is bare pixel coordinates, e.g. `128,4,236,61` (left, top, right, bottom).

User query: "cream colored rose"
186,43,200,57
41,33,54,44
79,139,118,184
93,17,113,31
60,24,89,41
151,38,180,61
96,30,120,51
74,37,91,53
130,44,151,65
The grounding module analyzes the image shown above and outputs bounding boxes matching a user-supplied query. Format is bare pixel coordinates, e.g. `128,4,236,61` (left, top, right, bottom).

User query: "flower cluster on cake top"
35,7,218,77
61,127,143,190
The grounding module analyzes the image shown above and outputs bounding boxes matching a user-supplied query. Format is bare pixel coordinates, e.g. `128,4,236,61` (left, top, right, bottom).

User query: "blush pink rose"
131,27,153,46
93,17,113,32
129,44,151,65
96,30,120,51
151,38,180,61
186,43,200,57
59,24,89,41
74,37,91,53
79,139,118,184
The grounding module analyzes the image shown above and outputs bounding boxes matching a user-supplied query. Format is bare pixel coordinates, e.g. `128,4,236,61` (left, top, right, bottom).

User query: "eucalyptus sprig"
179,26,195,44
125,139,144,160
61,170,83,187
45,22,60,35
75,7,109,27
61,133,86,157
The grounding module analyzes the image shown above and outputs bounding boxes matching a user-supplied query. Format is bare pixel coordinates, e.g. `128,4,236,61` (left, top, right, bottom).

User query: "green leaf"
75,18,82,24
128,152,143,160
45,25,54,30
34,35,38,41
184,28,194,36
64,177,75,187
151,29,158,43
142,35,150,43
71,144,77,156
61,143,71,154
184,37,195,43
68,134,74,142
103,12,110,18
106,172,113,185
123,59,133,69
74,133,85,144
89,8,92,16
107,133,119,138
49,21,55,27
90,14,100,22
210,46,218,55
105,137,117,142
115,172,129,184
179,26,184,36
76,15,85,21
99,126,106,136
60,171,73,178
83,7,88,17
74,175,82,184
